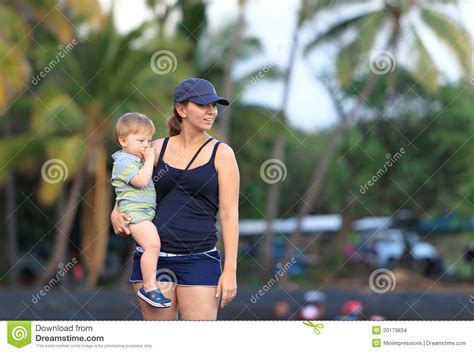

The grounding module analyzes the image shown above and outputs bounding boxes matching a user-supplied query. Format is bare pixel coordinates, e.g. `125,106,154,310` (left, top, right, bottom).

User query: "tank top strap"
157,137,169,164
210,141,221,162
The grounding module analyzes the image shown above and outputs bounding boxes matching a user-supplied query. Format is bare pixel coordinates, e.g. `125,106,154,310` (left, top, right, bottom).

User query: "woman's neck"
176,130,210,150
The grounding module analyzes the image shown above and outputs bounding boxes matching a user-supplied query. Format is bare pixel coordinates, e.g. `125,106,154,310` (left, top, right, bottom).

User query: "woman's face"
178,101,218,131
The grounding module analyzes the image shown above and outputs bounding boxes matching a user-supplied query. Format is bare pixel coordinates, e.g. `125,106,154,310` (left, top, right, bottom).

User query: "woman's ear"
176,103,187,119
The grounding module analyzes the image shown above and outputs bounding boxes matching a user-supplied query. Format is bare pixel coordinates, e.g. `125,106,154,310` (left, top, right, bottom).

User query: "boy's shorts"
122,209,155,226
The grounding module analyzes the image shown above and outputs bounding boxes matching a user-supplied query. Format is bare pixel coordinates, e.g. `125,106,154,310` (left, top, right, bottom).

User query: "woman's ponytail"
167,109,182,137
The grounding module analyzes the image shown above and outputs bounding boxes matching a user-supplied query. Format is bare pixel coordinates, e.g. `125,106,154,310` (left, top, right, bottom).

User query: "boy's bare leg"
129,221,161,292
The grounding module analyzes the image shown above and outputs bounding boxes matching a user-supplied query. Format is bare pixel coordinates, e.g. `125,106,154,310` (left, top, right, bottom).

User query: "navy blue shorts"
129,248,222,286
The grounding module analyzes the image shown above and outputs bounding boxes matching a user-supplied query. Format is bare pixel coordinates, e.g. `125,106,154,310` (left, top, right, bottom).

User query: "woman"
111,78,239,320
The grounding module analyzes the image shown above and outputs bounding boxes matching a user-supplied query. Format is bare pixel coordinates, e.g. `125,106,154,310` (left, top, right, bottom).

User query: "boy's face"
119,131,153,157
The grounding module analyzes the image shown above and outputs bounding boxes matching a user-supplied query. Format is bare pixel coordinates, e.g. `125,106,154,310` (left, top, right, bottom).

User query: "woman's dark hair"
167,102,187,137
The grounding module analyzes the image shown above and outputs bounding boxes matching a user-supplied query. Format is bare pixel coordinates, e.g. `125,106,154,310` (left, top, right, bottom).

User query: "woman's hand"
215,269,237,308
111,207,131,236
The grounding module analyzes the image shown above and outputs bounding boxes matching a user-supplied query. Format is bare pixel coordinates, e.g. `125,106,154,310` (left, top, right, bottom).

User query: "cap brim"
189,94,229,106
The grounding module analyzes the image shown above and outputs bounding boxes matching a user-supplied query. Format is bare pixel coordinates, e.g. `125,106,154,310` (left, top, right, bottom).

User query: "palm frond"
237,64,286,87
420,8,471,73
308,0,370,13
0,40,30,114
0,133,43,183
37,136,86,206
336,10,386,85
0,5,30,51
304,11,376,55
407,25,439,94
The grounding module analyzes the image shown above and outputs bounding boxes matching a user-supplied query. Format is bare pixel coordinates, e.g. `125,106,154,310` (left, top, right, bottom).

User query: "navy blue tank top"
152,137,221,254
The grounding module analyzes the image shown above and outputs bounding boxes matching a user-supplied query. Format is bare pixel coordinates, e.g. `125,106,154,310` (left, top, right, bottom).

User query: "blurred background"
0,0,473,320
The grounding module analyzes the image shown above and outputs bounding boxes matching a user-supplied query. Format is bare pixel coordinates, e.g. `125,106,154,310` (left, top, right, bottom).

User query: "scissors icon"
303,320,325,335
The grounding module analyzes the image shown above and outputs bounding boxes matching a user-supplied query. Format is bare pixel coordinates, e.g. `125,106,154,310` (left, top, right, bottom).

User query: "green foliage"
420,8,471,72
1,1,473,285
327,79,474,218
177,0,206,47
305,1,471,93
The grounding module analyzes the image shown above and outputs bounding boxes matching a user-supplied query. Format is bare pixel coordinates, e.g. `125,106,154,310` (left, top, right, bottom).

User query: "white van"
353,217,443,274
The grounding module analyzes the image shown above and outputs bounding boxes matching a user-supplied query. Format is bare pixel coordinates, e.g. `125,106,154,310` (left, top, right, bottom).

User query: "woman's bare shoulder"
215,142,237,170
151,137,166,149
215,142,235,157
151,137,167,165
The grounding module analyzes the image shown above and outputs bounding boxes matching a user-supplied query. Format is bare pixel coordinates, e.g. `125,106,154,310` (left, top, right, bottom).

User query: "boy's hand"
141,147,155,162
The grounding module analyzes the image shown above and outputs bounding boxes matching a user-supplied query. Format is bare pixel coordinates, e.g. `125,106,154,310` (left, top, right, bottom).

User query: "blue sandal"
137,287,172,308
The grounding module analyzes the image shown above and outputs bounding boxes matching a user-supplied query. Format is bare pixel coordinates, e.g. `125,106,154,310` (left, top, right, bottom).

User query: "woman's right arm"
111,201,132,236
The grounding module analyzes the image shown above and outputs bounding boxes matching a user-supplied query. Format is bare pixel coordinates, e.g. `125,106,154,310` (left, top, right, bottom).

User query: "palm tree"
0,0,98,284
190,1,272,143
0,5,31,114
260,0,317,277
34,14,196,287
280,0,472,271
0,5,31,285
217,0,246,142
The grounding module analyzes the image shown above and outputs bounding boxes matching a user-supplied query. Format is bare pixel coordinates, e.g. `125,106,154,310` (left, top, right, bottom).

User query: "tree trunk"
81,146,112,287
4,119,19,284
261,137,285,277
279,75,378,287
327,156,355,262
259,0,303,278
37,157,87,286
218,0,246,142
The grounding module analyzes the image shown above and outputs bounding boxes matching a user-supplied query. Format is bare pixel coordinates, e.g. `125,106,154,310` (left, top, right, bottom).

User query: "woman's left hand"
216,270,237,308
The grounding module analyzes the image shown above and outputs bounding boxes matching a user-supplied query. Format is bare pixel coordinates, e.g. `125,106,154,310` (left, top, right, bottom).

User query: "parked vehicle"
353,217,444,275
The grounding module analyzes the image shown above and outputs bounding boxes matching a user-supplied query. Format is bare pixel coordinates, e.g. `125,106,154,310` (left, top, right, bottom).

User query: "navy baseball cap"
173,78,229,106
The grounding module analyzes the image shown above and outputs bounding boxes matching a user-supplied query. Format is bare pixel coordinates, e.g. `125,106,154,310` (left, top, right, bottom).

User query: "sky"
98,0,474,132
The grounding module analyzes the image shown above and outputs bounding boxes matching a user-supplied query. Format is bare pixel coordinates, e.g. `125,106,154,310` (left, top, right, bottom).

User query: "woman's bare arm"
215,143,240,307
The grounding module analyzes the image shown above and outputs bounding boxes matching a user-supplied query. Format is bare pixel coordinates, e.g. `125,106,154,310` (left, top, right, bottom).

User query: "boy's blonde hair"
115,112,155,143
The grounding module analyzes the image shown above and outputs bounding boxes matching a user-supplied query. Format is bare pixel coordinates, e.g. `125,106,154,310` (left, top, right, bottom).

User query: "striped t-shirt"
111,150,156,224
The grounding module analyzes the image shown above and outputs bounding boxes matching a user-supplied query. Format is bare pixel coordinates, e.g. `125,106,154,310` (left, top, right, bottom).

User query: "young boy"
111,112,171,308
